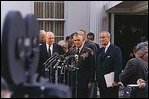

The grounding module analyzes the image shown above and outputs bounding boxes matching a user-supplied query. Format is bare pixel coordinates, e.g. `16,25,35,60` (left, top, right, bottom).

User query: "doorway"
114,15,148,69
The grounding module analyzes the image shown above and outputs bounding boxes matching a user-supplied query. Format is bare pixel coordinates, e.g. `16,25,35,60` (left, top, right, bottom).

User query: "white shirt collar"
105,42,110,53
76,41,85,53
46,43,53,54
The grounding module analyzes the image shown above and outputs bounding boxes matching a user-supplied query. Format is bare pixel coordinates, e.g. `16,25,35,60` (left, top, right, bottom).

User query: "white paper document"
104,72,114,87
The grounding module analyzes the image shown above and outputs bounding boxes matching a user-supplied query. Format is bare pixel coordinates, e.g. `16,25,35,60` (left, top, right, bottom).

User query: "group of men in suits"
37,30,123,98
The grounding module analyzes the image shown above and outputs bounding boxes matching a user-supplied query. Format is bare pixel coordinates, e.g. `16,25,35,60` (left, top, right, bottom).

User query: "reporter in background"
65,35,74,49
39,30,46,45
120,41,148,98
58,40,69,56
87,32,100,52
137,78,148,98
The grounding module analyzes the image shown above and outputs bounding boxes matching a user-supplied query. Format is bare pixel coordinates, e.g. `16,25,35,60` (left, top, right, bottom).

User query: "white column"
110,13,115,44
89,1,109,45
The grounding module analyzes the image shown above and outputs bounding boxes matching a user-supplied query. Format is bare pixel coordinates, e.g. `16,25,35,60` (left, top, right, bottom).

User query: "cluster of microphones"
43,52,80,72
43,51,90,73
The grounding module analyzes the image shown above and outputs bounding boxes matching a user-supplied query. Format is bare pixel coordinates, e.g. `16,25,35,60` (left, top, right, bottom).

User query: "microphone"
64,55,75,60
59,55,65,60
62,55,76,65
70,48,78,54
44,56,59,71
75,54,79,61
44,55,59,68
43,52,59,66
53,55,64,69
63,52,87,62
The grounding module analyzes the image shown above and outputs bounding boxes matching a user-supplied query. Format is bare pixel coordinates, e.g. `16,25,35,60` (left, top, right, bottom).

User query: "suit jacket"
84,40,97,79
120,58,148,98
37,43,64,77
68,46,95,80
120,58,148,85
78,46,95,82
96,44,122,88
68,46,95,98
84,40,98,60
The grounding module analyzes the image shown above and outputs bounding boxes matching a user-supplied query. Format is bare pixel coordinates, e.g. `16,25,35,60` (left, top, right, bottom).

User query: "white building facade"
1,1,148,45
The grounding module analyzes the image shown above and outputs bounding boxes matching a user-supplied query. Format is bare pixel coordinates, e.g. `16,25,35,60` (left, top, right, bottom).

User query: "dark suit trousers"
99,85,119,98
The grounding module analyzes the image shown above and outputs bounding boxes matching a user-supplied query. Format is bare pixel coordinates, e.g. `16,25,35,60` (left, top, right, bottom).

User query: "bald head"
39,30,46,43
46,31,55,45
40,30,46,33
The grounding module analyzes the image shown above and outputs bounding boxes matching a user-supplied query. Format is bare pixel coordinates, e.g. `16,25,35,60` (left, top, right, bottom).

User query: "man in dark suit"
96,31,122,98
68,32,95,98
36,31,64,82
78,30,97,75
77,30,98,98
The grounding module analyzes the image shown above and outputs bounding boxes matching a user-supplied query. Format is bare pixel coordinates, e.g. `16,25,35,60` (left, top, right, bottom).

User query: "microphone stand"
63,59,70,85
53,59,61,84
61,60,68,84
75,54,79,98
60,62,65,84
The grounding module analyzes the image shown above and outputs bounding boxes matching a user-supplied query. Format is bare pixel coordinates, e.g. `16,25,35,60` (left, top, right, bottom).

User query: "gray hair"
136,41,148,58
100,31,111,37
73,32,83,38
58,40,68,48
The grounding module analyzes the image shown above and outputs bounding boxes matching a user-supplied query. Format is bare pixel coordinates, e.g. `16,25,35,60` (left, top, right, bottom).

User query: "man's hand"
88,82,93,88
137,78,146,88
112,81,122,87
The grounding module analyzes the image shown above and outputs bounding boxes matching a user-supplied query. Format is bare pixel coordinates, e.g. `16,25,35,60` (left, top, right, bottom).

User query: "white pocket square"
107,56,110,58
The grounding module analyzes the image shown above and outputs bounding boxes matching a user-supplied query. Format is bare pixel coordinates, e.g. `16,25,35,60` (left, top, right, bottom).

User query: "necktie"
102,47,105,53
76,48,80,55
49,46,51,57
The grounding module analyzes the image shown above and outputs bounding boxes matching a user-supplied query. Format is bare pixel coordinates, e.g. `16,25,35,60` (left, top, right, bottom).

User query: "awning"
105,1,148,15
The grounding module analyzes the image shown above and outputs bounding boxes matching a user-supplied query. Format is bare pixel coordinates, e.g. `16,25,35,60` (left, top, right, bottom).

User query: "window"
34,1,65,43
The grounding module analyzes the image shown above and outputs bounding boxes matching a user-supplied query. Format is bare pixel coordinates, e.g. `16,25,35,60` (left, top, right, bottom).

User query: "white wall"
1,1,34,39
1,1,113,45
89,1,109,45
64,1,109,45
64,1,90,37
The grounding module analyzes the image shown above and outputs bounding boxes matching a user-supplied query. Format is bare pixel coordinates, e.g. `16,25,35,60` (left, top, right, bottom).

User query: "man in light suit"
96,31,122,98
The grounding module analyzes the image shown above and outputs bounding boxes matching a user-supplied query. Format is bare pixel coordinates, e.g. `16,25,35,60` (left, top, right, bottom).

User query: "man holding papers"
96,31,122,98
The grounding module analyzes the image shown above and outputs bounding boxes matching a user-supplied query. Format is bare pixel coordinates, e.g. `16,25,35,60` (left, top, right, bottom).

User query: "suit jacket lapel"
41,43,49,58
79,46,84,55
53,43,55,54
102,44,112,58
